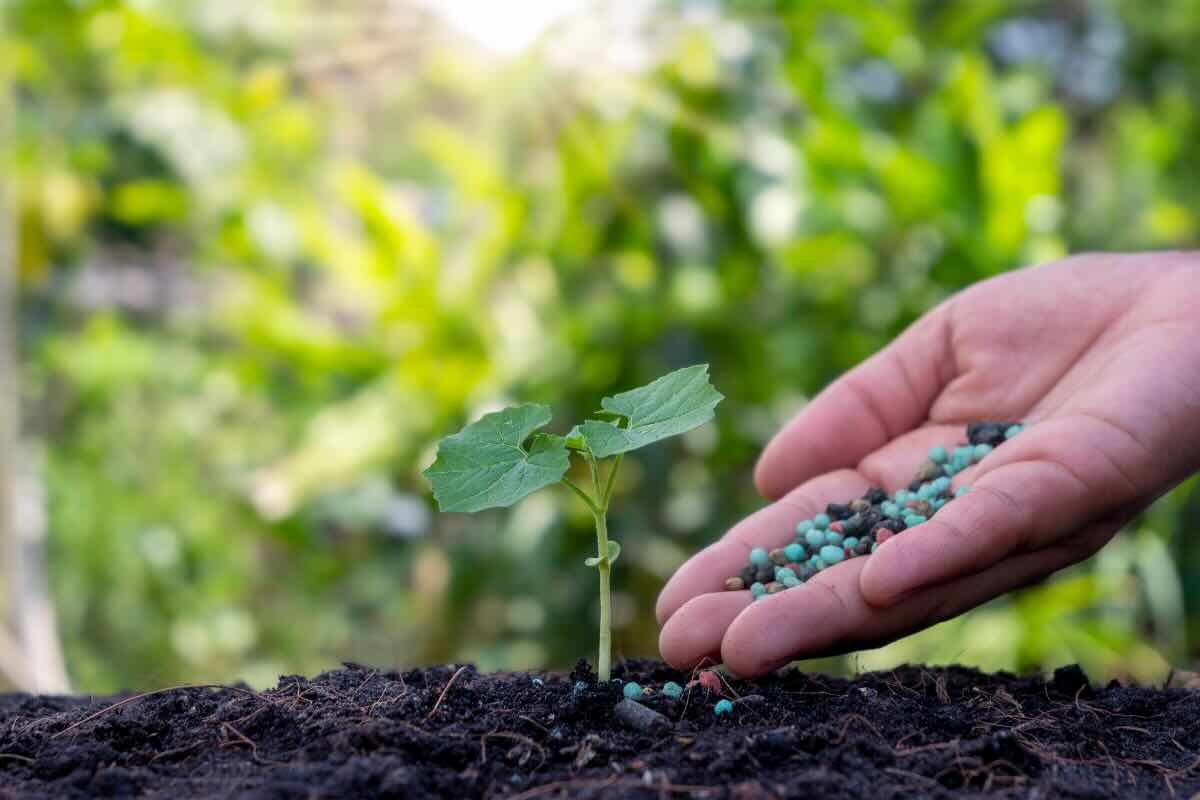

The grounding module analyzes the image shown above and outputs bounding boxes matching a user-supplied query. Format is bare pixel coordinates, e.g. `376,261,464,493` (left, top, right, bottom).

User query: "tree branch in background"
0,626,30,689
0,46,71,694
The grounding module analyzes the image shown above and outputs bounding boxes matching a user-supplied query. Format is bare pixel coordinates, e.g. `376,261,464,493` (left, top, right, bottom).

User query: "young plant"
423,364,723,681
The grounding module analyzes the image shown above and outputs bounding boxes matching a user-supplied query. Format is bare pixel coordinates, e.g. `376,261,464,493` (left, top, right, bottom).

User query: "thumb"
755,307,953,500
858,417,1148,606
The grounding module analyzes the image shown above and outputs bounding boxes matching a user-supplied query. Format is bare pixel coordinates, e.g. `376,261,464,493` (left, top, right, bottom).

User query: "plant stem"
601,453,622,505
586,453,599,493
592,507,612,681
566,451,621,682
560,477,599,515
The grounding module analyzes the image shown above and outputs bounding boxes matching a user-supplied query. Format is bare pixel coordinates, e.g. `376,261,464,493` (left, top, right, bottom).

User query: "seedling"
423,364,724,681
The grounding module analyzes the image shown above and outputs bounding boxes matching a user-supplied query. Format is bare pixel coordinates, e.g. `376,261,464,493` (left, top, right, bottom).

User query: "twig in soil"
350,669,378,703
0,753,33,763
220,721,285,766
1011,729,1152,791
282,682,311,708
915,669,953,705
220,722,258,755
223,702,272,729
1128,750,1200,800
934,674,951,705
480,731,546,771
517,714,549,734
711,670,741,701
1072,684,1103,720
426,665,468,720
1112,725,1153,736
149,741,204,764
983,686,1025,716
973,706,1057,734
893,738,962,757
1092,739,1120,792
366,686,404,717
884,767,941,789
832,713,885,745
957,758,1027,793
51,684,267,739
201,691,272,728
677,683,695,722
882,673,921,699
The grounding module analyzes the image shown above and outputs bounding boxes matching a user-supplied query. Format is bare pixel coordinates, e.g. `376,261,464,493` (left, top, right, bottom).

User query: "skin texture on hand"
657,251,1200,678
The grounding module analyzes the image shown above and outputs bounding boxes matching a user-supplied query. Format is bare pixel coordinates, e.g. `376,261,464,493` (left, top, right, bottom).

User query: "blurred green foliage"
2,0,1198,691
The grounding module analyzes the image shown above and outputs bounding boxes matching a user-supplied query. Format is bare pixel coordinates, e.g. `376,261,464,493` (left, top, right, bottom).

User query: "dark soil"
3,660,1200,799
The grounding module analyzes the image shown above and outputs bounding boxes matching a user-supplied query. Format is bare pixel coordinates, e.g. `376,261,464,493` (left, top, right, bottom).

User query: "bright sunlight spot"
421,0,590,54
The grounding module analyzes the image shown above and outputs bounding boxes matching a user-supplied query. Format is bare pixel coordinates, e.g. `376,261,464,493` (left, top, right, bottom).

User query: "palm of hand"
657,252,1200,677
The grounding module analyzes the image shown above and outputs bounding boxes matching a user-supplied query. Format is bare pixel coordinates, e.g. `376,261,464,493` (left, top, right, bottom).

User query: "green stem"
601,453,622,505
592,453,622,682
592,507,612,682
561,477,599,514
566,450,622,682
586,453,599,493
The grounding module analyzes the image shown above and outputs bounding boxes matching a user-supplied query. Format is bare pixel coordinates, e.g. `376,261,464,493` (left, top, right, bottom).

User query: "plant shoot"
423,364,723,680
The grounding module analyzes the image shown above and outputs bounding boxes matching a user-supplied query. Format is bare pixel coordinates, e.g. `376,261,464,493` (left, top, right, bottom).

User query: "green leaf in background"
423,405,569,512
578,365,724,458
584,540,621,567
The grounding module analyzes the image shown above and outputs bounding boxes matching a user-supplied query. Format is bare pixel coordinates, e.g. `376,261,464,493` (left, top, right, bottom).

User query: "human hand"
657,251,1200,677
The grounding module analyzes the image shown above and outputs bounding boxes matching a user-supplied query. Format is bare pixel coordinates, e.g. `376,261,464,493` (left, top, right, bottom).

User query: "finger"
856,424,966,488
755,308,954,500
655,470,870,627
658,591,751,670
720,515,1123,677
859,417,1146,606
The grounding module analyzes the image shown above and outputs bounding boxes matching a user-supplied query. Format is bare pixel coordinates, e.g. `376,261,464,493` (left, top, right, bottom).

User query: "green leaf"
564,425,587,451
585,540,621,567
423,405,569,512
564,414,623,452
577,365,723,458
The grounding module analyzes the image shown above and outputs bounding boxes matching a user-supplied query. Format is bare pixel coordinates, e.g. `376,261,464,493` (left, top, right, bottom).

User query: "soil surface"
2,659,1199,798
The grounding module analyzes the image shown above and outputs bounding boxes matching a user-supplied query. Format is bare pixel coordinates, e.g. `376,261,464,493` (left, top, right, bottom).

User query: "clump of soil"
2,660,1198,798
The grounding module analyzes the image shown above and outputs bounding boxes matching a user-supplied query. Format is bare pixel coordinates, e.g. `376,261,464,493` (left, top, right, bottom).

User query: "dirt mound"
2,660,1197,798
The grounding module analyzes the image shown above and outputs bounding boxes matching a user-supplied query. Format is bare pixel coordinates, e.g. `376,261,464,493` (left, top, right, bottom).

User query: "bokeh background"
2,0,1198,694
